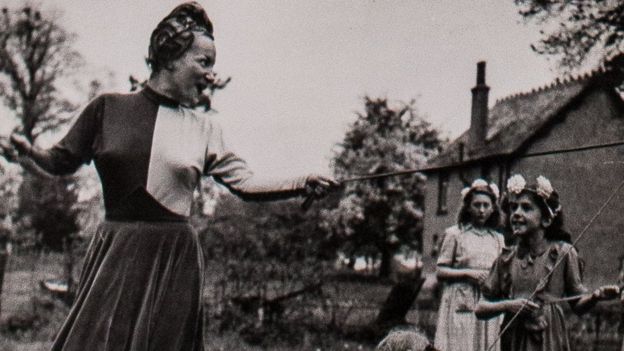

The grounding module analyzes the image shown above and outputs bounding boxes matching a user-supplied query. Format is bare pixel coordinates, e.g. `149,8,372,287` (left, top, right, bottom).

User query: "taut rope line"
485,177,624,351
301,167,426,210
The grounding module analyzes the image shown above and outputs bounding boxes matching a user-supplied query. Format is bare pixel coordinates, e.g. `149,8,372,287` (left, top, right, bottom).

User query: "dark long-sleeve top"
39,86,307,221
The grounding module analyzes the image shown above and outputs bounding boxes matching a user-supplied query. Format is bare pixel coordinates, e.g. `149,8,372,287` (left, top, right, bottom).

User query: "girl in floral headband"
475,174,619,351
434,179,505,351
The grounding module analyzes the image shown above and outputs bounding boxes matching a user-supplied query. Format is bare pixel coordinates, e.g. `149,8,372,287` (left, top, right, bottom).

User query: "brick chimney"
470,61,489,149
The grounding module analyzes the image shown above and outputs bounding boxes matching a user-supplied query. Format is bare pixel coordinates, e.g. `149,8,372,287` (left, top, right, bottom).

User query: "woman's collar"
141,84,180,108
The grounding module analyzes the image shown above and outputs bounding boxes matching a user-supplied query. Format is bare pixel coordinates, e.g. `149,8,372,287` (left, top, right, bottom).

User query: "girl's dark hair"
457,189,502,229
147,2,214,73
502,189,572,243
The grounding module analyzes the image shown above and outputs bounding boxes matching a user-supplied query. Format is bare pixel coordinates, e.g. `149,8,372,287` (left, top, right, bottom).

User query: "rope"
485,177,624,351
301,167,425,210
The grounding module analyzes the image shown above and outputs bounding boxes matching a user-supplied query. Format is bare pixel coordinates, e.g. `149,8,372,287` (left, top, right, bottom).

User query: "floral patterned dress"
481,240,588,351
434,225,505,351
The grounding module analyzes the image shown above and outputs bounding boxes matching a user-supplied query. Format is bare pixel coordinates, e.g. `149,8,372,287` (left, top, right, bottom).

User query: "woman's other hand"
304,174,340,199
9,133,32,157
0,133,30,162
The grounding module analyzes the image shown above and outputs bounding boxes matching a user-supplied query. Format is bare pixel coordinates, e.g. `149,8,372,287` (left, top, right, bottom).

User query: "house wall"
423,88,624,288
510,88,624,288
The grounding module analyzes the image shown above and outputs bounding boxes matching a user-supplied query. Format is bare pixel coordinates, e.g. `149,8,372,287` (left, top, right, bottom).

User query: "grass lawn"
3,252,621,350
0,253,384,350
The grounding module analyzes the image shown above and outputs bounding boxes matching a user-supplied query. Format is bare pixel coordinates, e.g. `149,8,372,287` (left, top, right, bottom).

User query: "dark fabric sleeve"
44,96,104,175
563,244,588,297
481,255,504,300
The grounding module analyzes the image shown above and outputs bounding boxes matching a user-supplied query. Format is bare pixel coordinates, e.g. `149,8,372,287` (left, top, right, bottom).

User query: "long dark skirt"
51,220,205,351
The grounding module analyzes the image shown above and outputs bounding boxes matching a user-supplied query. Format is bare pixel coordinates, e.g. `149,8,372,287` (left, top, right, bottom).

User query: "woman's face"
508,193,545,237
168,33,216,106
468,193,494,227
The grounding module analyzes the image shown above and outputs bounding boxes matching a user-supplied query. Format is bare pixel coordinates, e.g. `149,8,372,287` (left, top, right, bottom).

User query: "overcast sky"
5,0,563,178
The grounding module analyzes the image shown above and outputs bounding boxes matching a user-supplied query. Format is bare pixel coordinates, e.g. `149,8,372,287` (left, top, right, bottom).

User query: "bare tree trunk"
378,247,392,278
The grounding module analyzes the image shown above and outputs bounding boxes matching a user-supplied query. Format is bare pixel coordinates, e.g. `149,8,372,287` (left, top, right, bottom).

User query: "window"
437,172,449,215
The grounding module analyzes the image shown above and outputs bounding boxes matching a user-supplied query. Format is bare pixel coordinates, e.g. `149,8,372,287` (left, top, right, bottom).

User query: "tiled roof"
427,68,620,169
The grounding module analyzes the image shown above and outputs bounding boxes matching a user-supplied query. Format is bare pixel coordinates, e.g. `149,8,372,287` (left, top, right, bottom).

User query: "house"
422,61,624,288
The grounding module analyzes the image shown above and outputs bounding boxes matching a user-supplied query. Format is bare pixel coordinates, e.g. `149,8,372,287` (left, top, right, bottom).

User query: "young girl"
475,174,619,351
434,179,505,351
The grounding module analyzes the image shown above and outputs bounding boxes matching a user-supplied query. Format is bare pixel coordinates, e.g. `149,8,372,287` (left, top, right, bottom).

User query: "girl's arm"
474,298,540,320
572,285,620,314
436,265,489,285
563,245,620,314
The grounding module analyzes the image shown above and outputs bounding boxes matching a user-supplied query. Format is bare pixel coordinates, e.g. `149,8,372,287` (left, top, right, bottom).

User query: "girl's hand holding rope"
591,285,620,301
503,298,540,316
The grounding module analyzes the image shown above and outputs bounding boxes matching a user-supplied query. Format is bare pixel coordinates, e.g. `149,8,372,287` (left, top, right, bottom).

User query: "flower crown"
506,174,560,218
461,179,500,200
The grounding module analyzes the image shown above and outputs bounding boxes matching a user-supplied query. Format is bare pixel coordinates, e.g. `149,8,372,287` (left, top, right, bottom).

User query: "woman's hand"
504,298,540,316
9,133,32,157
591,285,620,301
0,133,30,162
304,174,340,199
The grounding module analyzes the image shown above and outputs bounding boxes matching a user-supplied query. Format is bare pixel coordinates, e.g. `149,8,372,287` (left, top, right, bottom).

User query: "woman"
9,3,337,350
434,179,505,351
475,174,619,351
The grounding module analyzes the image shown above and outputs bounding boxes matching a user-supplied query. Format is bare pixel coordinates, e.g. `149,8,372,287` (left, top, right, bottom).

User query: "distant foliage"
16,174,80,251
321,97,444,277
0,4,89,251
515,0,624,70
0,5,83,141
197,193,333,345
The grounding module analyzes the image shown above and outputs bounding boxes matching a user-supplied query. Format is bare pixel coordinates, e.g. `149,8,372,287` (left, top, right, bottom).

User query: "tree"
0,4,86,248
320,97,444,332
0,5,82,142
0,165,20,316
197,193,333,346
321,97,444,278
514,0,624,70
0,4,88,305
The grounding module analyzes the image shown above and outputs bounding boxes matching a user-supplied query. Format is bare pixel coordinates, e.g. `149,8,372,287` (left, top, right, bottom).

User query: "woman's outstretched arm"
9,134,77,176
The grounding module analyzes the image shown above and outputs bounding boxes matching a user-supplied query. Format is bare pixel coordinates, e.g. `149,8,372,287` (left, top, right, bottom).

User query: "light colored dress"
434,224,505,351
481,241,588,351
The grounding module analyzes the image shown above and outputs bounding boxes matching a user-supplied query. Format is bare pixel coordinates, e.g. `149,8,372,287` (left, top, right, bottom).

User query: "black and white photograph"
0,1,623,350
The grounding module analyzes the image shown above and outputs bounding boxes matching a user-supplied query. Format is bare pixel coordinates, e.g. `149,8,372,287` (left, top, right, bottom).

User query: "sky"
4,0,564,178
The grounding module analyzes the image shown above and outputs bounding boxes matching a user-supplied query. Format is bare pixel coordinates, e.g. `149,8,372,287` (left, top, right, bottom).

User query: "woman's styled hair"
147,2,214,73
502,174,572,243
457,179,502,229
